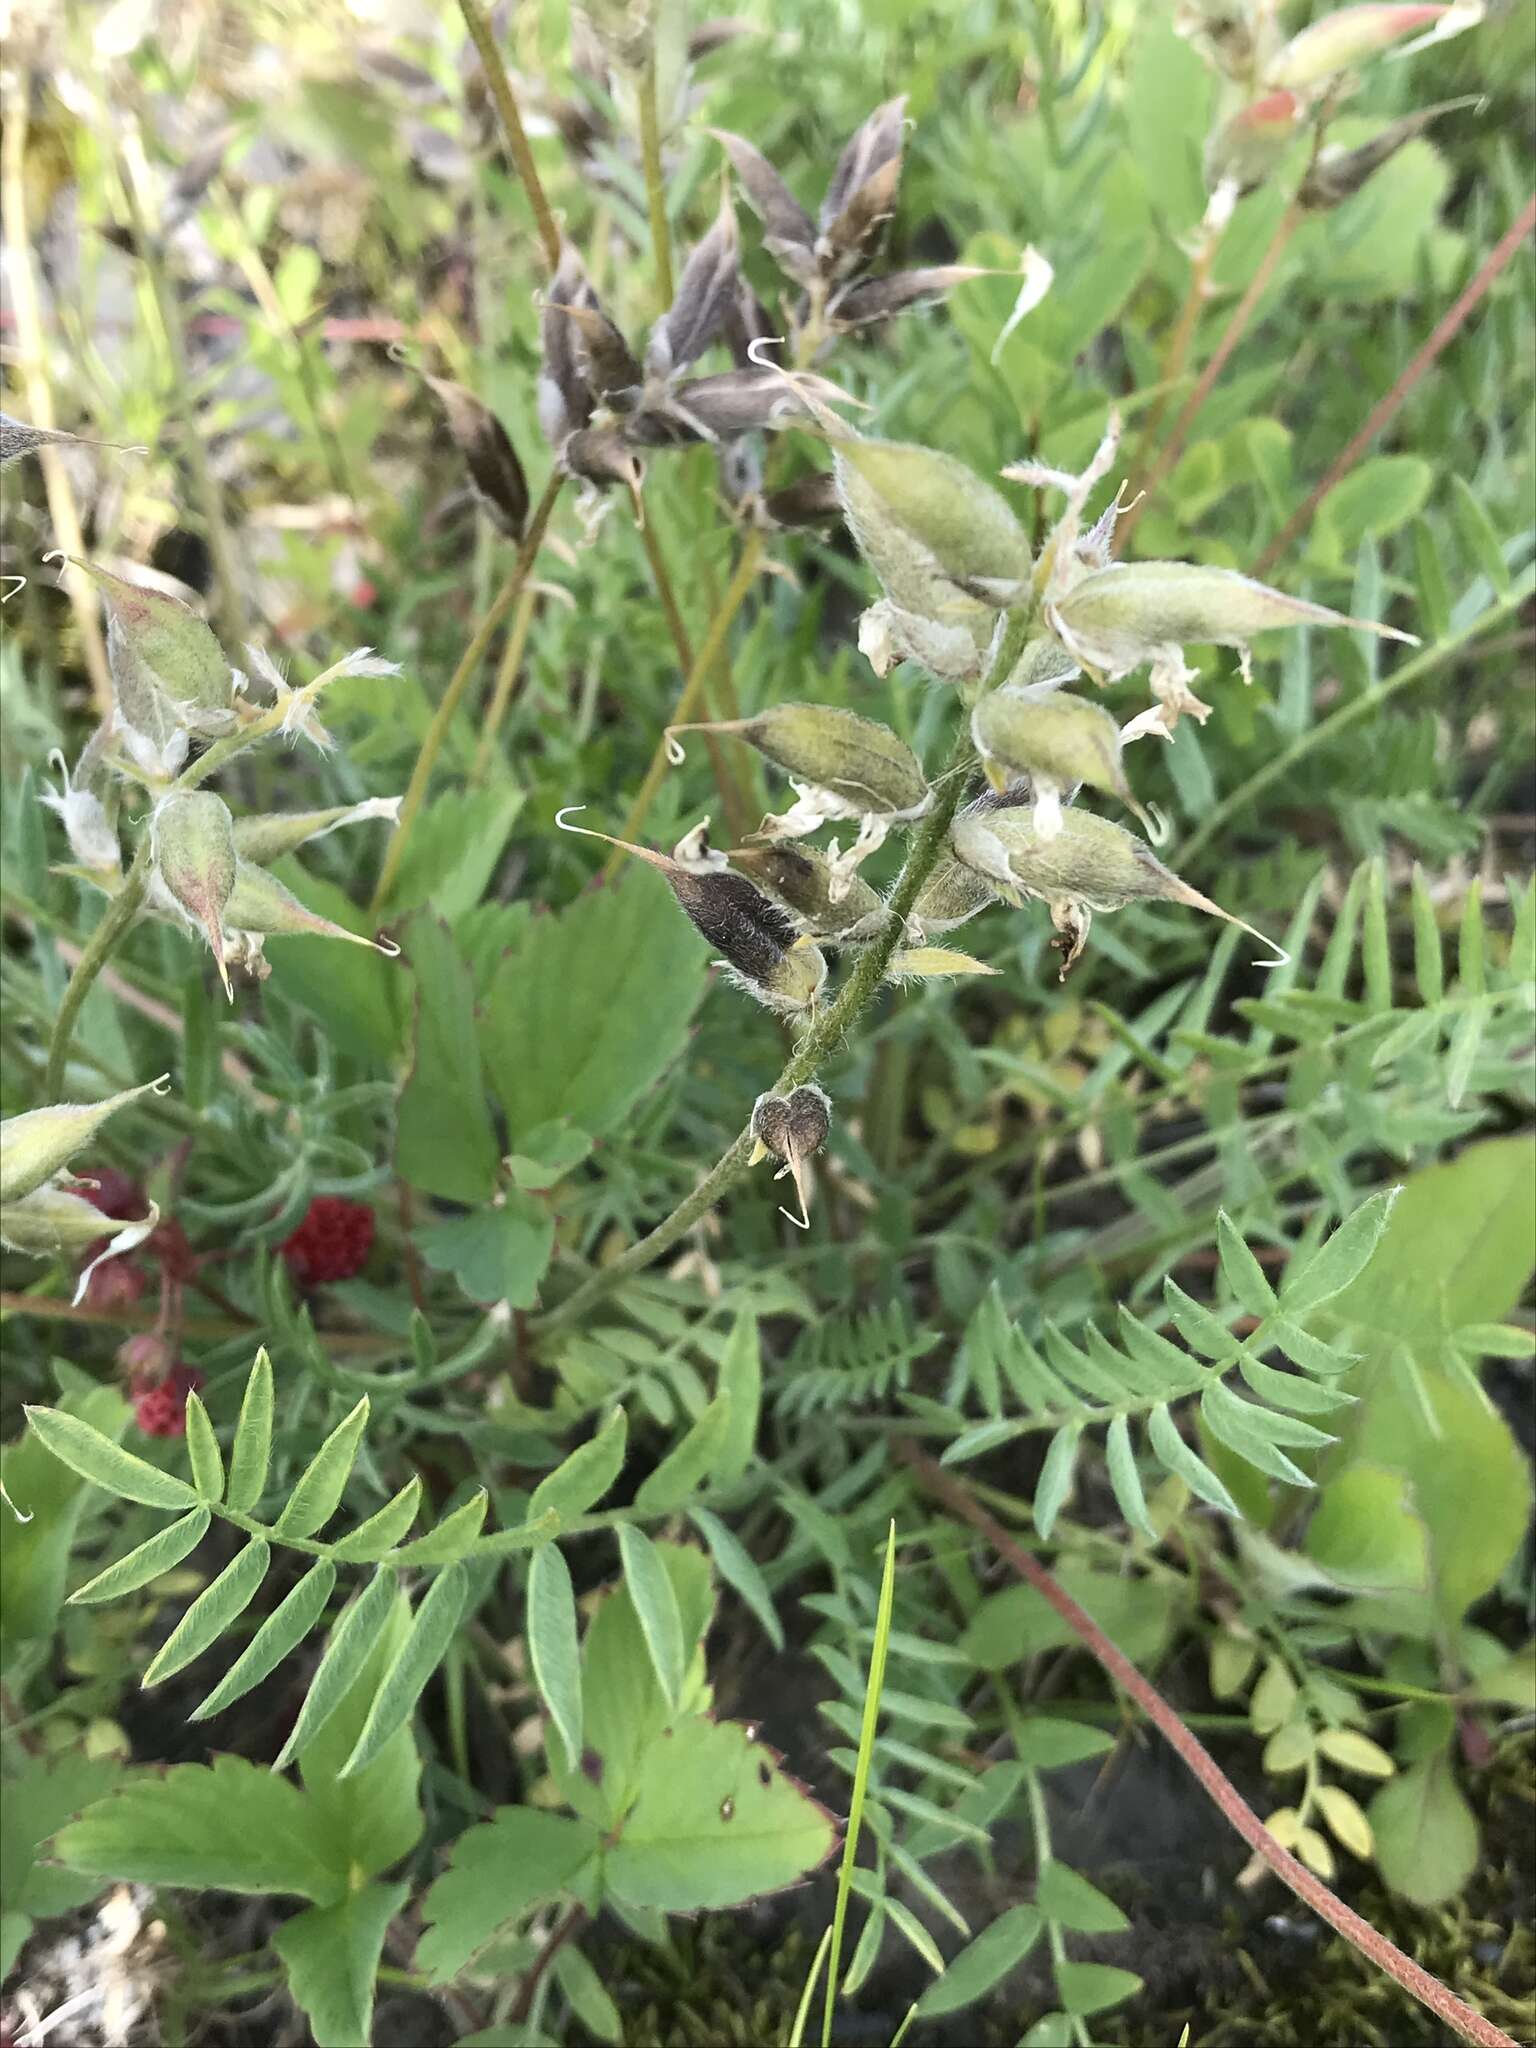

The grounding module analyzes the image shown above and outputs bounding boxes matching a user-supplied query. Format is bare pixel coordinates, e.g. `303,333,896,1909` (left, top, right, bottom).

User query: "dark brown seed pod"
818,96,907,279
750,1082,832,1227
828,264,990,330
538,245,600,447
556,810,826,1016
762,470,841,529
552,302,644,408
709,128,816,283
647,179,740,378
1300,99,1478,209
727,841,885,940
0,413,142,469
422,376,530,540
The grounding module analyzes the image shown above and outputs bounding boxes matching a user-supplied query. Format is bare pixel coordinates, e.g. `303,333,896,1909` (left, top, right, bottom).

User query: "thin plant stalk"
1255,193,1536,575
371,471,564,916
786,1929,832,2048
1,81,113,714
455,0,562,271
638,47,675,304
899,1443,1521,2048
470,584,539,785
117,133,247,650
43,842,153,1097
822,1520,897,2047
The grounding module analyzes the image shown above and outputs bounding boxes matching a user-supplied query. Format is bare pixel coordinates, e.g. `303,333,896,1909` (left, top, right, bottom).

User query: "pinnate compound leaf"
416,1809,602,1982
70,1507,210,1604
274,1879,409,2048
22,1406,198,1511
275,1568,396,1770
529,1408,627,1522
143,1540,270,1686
527,1544,583,1771
1147,1402,1239,1513
616,1523,686,1709
915,1904,1043,2017
226,1349,274,1512
340,1565,468,1779
274,1397,369,1539
57,1756,341,1901
192,1561,338,1719
604,1717,835,1912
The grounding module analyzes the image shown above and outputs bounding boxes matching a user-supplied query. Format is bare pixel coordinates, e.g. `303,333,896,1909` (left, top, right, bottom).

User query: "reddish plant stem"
1119,201,1303,553
510,1905,587,2025
897,1443,1519,2048
1255,194,1536,576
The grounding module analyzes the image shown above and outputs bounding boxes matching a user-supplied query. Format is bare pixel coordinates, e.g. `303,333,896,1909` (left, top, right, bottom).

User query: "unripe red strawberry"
131,1361,205,1438
281,1196,376,1285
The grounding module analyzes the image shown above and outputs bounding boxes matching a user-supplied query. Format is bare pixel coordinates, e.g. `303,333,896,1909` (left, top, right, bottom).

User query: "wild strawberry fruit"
281,1196,376,1285
132,1361,205,1439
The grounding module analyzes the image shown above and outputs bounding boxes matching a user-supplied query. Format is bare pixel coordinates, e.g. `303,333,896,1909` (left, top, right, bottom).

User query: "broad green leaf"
714,1312,761,1488
961,1565,1178,1671
266,863,403,1067
274,1879,409,2048
1147,1403,1239,1514
1036,1863,1129,1934
1032,1422,1082,1540
1281,1190,1398,1317
69,1507,210,1604
143,1540,271,1687
396,913,499,1203
226,1350,274,1512
1,1751,122,1967
527,1544,583,1771
21,1405,198,1511
914,1904,1042,2017
1369,1754,1477,1906
183,1394,225,1503
392,1489,488,1565
1310,456,1432,566
192,1561,338,1719
340,1565,468,1778
1011,1720,1116,1771
480,864,708,1146
1304,1465,1428,1591
2,1387,129,1645
274,1397,369,1539
329,1477,422,1561
415,1808,602,1982
56,1756,340,1902
633,1393,731,1512
605,1716,835,1912
528,1409,627,1522
690,1506,783,1650
298,1591,424,1883
274,1568,396,1770
415,1197,554,1311
381,786,523,925
1055,1960,1142,2016
617,1523,686,1708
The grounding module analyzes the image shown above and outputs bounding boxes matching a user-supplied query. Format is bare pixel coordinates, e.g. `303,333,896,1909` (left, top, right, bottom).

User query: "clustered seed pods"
0,1078,168,1305
750,1085,832,1228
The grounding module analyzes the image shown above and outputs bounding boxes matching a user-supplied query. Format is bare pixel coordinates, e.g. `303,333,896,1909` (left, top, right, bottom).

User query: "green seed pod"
971,687,1154,832
910,854,999,937
952,806,1285,976
232,798,403,865
0,1186,160,1305
225,861,400,955
750,1083,832,1226
556,810,827,1017
669,703,929,818
152,791,238,998
1004,636,1081,691
1299,99,1476,209
835,438,1031,605
72,559,233,726
726,842,885,940
0,1077,169,1205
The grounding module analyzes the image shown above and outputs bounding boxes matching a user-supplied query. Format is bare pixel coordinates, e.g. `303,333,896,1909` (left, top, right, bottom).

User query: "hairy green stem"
470,584,538,785
638,49,675,303
44,841,151,1097
371,471,564,916
455,0,562,271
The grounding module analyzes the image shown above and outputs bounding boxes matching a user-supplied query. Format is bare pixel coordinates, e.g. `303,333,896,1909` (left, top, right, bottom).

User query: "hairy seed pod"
835,437,1031,605
750,1083,832,1226
647,178,739,379
818,96,906,280
554,300,644,407
710,128,817,283
727,841,885,939
224,862,401,956
830,264,991,330
1,414,138,467
151,791,238,998
1,1187,161,1305
1004,635,1082,691
669,703,929,817
539,246,600,446
971,687,1154,834
72,559,233,726
910,854,1000,937
556,810,827,1016
422,375,530,540
951,806,1285,975
762,470,842,529
232,798,403,864
0,1078,169,1205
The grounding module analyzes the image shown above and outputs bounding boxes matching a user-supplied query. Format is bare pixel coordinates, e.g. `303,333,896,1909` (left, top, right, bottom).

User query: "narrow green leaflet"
1147,1402,1239,1514
1104,1415,1155,1540
56,1756,341,1901
529,1408,627,1522
297,1594,423,1884
714,1311,762,1487
527,1543,584,1771
1214,1212,1277,1316
192,1561,338,1720
274,1879,410,2048
143,1540,271,1687
274,1568,396,1769
69,1507,210,1605
329,1477,423,1562
226,1349,274,1512
21,1406,198,1511
690,1506,783,1650
183,1394,225,1502
604,1716,836,1913
553,1942,623,2046
1055,1960,1143,2016
633,1393,731,1512
392,1489,488,1565
1037,1862,1129,1933
1199,1383,1313,1488
915,1904,1043,2017
1032,1421,1082,1539
616,1523,686,1709
1280,1190,1397,1317
1012,1719,1116,1770
274,1397,369,1539
415,1809,602,1982
340,1565,469,1779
